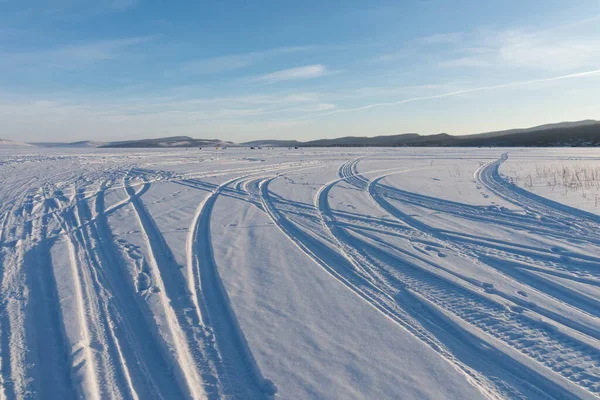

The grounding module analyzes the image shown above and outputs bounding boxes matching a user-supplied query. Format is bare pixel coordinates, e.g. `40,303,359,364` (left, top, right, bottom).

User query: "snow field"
0,147,600,399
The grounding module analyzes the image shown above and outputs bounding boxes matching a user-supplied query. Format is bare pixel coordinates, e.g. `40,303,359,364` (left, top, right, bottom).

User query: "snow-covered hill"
32,141,107,148
0,139,34,147
101,136,235,148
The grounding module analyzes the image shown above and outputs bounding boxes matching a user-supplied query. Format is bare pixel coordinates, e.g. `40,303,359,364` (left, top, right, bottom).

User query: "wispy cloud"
376,32,464,62
254,64,328,83
440,22,600,71
182,46,312,75
0,88,335,141
183,54,256,74
1,68,596,141
0,36,153,69
495,31,600,71
18,65,597,139
346,83,458,98
375,15,600,72
288,69,600,121
311,103,336,111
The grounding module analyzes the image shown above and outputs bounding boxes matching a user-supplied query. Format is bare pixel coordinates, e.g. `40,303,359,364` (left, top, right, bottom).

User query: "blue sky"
1,0,599,142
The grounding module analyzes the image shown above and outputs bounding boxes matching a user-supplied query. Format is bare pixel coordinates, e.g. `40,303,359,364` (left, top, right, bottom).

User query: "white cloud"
440,23,600,71
255,64,328,83
281,93,321,103
0,36,153,69
182,46,312,75
439,53,492,68
312,103,336,111
496,31,600,70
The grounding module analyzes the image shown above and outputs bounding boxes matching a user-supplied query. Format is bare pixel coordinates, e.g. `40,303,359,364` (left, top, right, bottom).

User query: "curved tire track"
339,157,600,398
188,176,277,399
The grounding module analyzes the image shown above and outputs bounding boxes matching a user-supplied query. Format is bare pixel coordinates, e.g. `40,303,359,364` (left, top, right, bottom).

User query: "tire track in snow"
259,175,515,400
478,255,600,322
476,153,600,242
187,174,284,399
336,158,600,398
368,177,600,329
349,226,600,399
0,162,161,398
48,199,103,399
369,177,600,325
0,185,75,399
0,214,6,400
123,178,218,399
21,196,75,399
368,167,600,332
474,154,600,281
5,150,599,398
0,201,21,400
0,190,57,399
318,162,574,398
183,163,326,396
77,184,194,399
62,190,135,399
0,194,34,400
49,183,185,399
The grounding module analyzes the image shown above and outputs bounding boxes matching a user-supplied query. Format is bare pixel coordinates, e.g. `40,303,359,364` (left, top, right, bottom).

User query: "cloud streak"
439,21,600,72
288,69,600,120
182,46,313,75
0,36,153,69
254,64,328,83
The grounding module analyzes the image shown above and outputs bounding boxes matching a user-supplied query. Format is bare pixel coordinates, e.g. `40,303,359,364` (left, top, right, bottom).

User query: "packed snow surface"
1,147,600,400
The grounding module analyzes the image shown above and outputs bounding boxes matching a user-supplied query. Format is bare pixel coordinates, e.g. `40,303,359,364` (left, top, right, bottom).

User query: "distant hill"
12,119,600,149
32,141,107,148
454,123,600,147
297,120,600,147
28,136,235,149
241,139,302,147
304,133,420,147
460,119,600,139
0,139,34,147
100,136,234,148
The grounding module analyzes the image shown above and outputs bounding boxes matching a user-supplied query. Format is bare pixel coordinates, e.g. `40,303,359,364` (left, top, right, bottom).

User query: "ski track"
2,149,600,399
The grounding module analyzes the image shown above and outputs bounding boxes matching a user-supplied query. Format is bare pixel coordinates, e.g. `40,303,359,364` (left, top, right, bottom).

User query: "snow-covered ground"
1,146,599,399
500,148,600,216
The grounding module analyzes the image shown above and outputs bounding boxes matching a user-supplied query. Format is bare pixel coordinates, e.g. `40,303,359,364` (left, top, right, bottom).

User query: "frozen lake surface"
1,146,600,399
